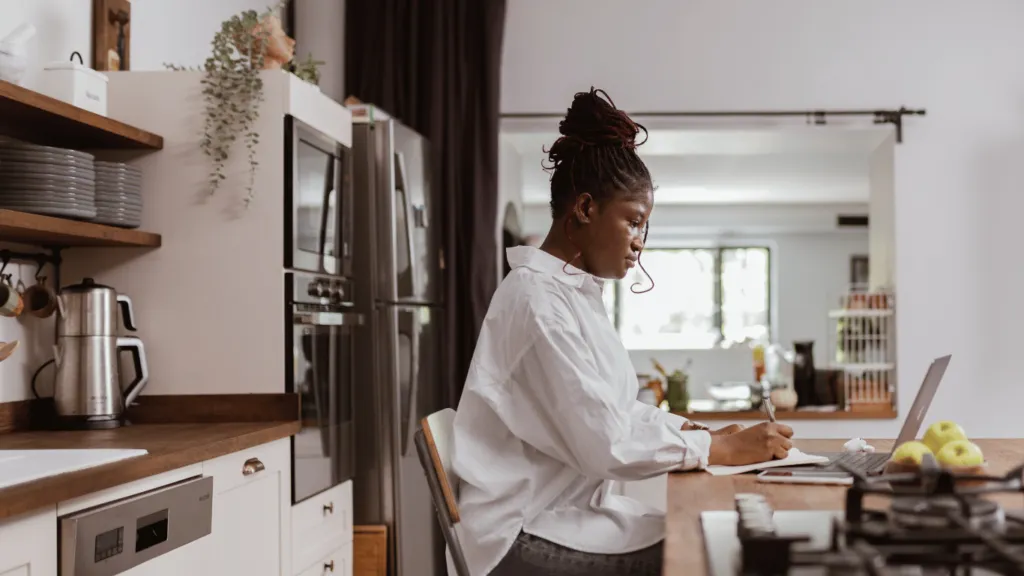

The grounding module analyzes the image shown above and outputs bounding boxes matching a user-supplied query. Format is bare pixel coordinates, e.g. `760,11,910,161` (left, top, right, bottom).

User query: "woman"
451,88,793,576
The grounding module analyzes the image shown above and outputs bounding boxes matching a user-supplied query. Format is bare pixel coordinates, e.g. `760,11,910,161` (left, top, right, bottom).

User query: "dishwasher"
59,475,213,576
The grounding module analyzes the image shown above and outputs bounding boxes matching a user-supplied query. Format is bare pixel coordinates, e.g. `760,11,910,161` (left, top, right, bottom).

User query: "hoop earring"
561,217,586,277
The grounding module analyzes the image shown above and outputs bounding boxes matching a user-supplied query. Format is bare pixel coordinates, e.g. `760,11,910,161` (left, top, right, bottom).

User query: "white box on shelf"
37,59,108,116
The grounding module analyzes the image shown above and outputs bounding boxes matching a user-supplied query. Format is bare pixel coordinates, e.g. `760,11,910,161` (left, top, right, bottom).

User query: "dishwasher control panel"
60,475,213,576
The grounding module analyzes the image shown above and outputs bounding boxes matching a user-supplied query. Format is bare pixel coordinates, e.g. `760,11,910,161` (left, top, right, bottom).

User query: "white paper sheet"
704,448,830,476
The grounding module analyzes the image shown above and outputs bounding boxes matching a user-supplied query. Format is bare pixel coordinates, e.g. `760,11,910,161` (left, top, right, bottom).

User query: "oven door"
286,115,353,276
290,311,358,504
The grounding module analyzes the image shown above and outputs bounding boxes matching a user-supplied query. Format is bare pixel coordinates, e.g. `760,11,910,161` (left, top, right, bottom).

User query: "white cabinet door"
209,473,282,576
0,507,57,576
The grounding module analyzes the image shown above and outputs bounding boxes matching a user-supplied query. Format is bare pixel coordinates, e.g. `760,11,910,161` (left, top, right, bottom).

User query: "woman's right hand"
707,422,794,466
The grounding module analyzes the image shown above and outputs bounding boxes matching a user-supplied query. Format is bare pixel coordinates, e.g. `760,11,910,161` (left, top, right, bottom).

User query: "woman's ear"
574,193,594,224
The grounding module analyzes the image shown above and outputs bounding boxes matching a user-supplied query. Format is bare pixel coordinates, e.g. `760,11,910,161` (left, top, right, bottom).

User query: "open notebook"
703,448,830,476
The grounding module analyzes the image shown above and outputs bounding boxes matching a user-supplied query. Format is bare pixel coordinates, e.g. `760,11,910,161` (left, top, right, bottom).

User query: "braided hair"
543,88,653,219
542,88,655,292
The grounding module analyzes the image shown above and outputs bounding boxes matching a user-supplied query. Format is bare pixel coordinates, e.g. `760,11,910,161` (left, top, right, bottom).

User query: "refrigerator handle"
400,309,421,456
395,151,418,298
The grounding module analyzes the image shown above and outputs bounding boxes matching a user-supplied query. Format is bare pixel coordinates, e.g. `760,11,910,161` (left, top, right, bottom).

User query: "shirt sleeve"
631,401,689,432
501,321,712,482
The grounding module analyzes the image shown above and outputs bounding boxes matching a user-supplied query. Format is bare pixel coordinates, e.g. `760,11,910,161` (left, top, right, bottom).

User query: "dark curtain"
346,1,506,407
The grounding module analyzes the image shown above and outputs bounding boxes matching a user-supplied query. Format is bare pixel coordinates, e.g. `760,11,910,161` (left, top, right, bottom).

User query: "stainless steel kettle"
52,278,149,429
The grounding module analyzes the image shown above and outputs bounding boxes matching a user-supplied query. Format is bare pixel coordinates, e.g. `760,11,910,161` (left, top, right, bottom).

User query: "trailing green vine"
165,2,323,208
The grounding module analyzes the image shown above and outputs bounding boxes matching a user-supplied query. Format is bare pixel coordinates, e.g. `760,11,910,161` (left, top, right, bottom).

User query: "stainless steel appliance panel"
286,115,353,276
60,475,213,576
355,120,439,305
287,271,360,504
354,304,443,576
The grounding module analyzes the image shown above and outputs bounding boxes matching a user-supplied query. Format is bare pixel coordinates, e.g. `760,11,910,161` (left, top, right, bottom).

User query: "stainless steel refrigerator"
350,105,445,576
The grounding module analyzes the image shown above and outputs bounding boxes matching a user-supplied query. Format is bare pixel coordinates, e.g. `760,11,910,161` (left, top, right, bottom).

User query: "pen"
762,397,777,423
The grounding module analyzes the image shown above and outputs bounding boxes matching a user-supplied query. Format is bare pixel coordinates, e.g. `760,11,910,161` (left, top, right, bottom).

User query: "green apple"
923,420,968,453
935,440,984,467
890,440,933,465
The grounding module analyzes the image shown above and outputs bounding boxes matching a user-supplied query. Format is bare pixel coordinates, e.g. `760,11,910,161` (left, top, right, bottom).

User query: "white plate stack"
0,138,97,219
93,161,142,229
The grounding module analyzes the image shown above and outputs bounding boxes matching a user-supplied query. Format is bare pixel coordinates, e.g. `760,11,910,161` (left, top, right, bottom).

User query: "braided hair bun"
543,88,652,218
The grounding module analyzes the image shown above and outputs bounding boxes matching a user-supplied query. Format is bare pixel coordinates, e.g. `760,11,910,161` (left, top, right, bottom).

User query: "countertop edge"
0,420,300,521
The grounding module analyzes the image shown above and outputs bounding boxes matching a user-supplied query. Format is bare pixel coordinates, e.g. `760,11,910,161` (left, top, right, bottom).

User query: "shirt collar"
506,246,605,291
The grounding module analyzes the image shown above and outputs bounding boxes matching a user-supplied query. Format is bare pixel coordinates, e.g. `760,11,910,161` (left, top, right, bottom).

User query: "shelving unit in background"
0,80,163,252
827,289,896,412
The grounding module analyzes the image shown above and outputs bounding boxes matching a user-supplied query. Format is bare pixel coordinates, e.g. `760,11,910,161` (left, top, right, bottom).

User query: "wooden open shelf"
0,81,163,150
674,407,898,421
0,210,160,248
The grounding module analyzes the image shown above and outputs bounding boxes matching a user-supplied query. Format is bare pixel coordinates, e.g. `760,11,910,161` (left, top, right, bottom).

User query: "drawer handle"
324,560,335,572
242,458,265,476
323,502,334,514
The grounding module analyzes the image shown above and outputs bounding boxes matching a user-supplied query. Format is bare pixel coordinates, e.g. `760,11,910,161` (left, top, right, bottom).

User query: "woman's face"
573,188,653,279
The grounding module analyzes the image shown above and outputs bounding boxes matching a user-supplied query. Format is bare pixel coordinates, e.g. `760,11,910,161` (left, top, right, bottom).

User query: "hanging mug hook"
33,256,46,282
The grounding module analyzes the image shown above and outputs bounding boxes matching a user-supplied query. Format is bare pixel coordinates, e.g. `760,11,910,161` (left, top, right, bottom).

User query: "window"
605,247,771,349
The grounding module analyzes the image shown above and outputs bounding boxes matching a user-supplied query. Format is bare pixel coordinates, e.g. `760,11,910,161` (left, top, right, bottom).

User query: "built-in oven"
286,271,361,504
284,115,353,276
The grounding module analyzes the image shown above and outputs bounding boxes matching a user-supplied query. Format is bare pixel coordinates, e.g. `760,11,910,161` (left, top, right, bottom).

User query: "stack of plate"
0,138,97,219
93,161,142,229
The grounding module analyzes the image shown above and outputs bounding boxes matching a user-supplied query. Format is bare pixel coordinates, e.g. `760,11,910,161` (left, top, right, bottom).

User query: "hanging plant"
165,2,320,208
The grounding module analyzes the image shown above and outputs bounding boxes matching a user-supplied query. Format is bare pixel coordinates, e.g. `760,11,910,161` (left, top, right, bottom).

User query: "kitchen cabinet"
0,506,56,576
292,481,353,575
0,437,293,576
206,438,291,576
210,473,282,575
297,543,352,576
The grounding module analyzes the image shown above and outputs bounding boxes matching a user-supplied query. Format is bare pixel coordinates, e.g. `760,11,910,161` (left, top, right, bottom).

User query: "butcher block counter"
0,394,299,520
663,438,1024,575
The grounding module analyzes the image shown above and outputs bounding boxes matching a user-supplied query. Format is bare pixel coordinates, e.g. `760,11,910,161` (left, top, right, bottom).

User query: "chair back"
415,408,470,576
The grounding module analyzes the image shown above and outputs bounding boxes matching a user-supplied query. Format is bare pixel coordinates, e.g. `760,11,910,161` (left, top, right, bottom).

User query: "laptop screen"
892,355,952,448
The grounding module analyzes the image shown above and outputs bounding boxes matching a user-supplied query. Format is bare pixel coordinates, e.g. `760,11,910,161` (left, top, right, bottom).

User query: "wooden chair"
414,408,471,576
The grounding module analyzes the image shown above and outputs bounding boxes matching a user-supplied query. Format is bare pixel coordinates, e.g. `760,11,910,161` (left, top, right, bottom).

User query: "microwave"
284,115,353,276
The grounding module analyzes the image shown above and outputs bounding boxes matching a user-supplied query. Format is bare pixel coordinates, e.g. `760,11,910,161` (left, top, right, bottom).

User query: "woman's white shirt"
451,246,712,576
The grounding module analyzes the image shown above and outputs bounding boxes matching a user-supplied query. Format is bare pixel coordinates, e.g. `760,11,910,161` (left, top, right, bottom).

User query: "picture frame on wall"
92,0,131,71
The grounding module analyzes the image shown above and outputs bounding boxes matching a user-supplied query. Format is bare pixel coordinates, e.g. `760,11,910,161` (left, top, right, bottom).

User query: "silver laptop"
811,354,951,474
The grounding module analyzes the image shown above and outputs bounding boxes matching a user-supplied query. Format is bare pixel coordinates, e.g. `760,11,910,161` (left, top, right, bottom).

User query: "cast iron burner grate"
735,456,1024,575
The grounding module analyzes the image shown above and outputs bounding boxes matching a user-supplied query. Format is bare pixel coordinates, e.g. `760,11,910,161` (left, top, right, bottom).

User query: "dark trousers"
490,532,663,576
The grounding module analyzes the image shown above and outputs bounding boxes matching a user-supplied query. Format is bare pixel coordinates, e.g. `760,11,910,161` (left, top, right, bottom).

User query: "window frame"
608,244,774,349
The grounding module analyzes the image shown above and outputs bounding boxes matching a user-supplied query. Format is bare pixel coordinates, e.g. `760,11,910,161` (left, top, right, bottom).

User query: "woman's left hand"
709,424,744,436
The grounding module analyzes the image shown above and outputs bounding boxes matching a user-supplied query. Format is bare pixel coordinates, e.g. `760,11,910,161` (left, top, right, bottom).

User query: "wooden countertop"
0,420,299,520
664,438,1024,575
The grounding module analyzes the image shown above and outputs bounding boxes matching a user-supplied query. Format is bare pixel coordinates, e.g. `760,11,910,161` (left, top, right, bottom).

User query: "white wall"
0,0,276,87
293,0,345,103
131,0,283,71
503,0,1024,439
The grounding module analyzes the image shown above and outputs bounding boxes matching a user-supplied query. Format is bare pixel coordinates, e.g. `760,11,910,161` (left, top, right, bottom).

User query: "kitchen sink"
0,449,148,490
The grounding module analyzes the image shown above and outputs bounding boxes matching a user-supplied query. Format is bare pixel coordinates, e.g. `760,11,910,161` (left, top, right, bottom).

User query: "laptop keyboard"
818,451,889,473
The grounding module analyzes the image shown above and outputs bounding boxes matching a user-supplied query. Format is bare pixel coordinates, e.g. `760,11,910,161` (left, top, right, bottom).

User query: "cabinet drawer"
297,543,352,576
292,481,352,574
204,437,289,495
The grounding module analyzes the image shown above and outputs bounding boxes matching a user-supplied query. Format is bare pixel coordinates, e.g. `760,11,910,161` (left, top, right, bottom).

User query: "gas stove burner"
888,495,1005,531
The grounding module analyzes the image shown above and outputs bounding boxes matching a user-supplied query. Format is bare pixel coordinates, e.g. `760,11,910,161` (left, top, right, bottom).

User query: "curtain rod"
501,107,926,143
